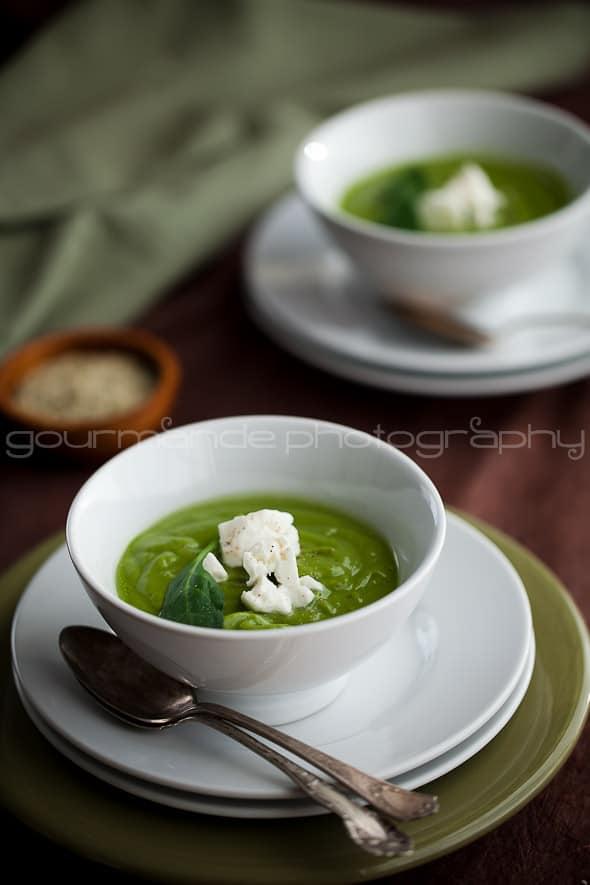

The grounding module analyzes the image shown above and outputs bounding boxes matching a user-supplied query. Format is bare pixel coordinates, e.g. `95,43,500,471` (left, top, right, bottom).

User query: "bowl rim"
0,326,181,432
66,414,447,639
294,88,590,248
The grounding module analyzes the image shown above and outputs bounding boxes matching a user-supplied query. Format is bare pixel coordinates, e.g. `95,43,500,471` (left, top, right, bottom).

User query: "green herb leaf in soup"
369,167,427,230
159,541,225,628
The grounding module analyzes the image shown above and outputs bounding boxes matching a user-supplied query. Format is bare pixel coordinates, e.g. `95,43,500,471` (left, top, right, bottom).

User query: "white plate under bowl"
11,513,532,801
254,303,590,397
14,633,534,819
245,195,590,385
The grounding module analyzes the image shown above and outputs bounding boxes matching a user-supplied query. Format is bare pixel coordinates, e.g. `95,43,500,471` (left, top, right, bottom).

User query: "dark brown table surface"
1,3,590,884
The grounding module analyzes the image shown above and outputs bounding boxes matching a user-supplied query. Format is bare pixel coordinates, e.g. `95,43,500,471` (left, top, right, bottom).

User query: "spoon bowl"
60,625,195,725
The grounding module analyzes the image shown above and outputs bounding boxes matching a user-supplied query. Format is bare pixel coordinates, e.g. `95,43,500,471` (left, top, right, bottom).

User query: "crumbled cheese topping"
202,551,228,583
418,163,507,232
218,509,322,615
219,509,300,567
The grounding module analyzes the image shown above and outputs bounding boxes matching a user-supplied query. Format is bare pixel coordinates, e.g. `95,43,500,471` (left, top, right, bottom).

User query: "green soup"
340,153,572,233
116,494,399,630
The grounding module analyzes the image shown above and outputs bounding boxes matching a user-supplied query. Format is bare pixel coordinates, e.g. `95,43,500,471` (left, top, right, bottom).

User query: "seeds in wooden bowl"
11,349,156,422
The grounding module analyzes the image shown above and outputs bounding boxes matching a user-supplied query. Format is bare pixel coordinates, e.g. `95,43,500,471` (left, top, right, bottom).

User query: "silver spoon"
59,627,437,854
392,300,590,347
59,626,436,823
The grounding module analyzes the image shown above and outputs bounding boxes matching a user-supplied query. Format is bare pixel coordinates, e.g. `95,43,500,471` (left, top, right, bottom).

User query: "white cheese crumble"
202,551,228,583
218,509,322,615
219,509,300,567
417,163,506,232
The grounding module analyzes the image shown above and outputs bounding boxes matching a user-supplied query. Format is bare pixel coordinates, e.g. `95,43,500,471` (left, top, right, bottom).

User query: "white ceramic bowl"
295,90,590,305
66,416,445,724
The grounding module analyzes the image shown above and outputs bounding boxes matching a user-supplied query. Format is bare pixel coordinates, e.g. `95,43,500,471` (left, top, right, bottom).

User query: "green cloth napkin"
1,0,590,356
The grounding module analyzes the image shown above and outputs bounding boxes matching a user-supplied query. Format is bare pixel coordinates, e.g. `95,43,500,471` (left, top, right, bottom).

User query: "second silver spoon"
60,625,415,857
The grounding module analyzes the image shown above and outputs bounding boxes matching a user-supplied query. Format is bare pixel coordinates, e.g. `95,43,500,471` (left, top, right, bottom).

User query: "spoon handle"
393,300,590,348
393,301,491,346
195,712,412,857
194,701,437,822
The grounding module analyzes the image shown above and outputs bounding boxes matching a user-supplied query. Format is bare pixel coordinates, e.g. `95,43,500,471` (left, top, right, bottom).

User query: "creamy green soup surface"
116,494,399,630
340,153,572,233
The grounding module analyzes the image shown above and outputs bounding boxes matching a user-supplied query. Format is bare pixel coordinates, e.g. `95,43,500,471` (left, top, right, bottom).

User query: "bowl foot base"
197,674,350,725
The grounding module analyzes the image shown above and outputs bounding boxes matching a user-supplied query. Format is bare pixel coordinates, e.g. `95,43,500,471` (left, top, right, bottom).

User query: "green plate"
1,516,589,883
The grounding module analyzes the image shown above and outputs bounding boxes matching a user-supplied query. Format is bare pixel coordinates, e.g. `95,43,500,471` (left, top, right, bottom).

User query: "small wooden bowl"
0,327,182,461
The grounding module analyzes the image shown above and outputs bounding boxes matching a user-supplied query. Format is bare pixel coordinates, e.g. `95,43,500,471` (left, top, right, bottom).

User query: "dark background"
1,1,589,883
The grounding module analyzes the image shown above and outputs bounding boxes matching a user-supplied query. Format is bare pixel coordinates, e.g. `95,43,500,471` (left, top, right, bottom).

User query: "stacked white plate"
11,513,534,819
245,195,590,397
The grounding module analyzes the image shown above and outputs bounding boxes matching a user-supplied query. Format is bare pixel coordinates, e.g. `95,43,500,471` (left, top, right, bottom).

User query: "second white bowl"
295,90,590,305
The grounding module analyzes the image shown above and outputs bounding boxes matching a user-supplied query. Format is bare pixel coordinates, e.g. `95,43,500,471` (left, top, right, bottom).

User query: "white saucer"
254,309,590,397
245,195,590,395
14,633,535,819
11,513,532,801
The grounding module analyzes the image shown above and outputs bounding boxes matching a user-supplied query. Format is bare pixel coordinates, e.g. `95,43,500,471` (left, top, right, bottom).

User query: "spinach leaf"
378,167,427,230
159,541,224,628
